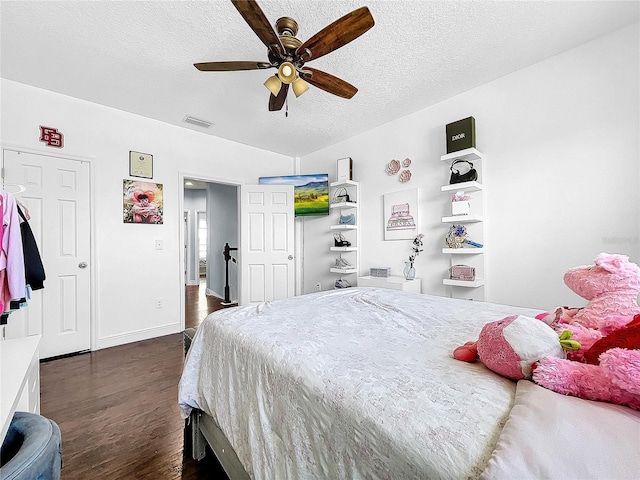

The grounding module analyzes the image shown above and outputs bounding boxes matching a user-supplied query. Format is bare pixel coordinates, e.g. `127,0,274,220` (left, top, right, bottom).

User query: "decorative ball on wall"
402,158,411,168
399,169,412,183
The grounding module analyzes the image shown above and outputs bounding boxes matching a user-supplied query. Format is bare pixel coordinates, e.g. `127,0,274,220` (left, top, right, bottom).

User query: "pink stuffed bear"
537,252,640,361
556,252,640,330
532,314,640,410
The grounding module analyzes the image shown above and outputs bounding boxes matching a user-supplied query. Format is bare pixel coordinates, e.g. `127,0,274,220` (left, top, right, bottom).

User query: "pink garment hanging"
0,270,9,314
1,191,26,301
0,194,4,313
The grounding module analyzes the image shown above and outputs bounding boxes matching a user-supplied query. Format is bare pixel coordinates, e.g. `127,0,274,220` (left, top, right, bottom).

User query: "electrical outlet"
156,298,163,308
315,282,322,291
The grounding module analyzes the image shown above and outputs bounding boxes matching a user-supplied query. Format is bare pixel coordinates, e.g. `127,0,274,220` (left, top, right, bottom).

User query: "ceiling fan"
194,0,375,112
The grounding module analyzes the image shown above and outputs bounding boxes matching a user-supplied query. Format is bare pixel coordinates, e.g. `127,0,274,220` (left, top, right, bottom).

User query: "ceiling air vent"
183,115,213,129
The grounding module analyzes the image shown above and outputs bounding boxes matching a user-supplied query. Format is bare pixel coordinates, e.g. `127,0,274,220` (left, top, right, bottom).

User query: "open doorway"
182,176,240,329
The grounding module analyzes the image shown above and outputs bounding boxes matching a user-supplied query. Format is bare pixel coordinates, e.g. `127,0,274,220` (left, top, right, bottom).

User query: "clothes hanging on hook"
0,190,27,314
17,204,46,291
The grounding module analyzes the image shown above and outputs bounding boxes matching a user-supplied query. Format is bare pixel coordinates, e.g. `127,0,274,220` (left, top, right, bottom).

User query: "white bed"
178,287,640,479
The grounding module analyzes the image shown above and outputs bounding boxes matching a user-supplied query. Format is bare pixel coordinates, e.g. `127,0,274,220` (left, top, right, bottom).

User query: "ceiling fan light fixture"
264,75,282,96
292,77,309,97
278,62,297,84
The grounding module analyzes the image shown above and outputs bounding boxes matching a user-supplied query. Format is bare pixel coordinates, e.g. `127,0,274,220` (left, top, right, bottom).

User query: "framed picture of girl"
123,180,163,224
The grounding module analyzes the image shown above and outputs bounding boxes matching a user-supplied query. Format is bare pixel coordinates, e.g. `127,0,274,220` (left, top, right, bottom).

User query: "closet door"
3,150,91,359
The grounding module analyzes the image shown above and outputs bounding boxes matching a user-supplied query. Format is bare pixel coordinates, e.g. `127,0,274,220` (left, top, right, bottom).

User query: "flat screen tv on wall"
259,174,329,217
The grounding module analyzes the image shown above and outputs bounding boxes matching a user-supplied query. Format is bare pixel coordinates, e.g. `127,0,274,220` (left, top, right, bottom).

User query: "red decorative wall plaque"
39,125,64,148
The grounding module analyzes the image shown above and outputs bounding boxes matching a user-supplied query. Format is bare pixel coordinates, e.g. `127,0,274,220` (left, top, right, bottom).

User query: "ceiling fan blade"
194,61,272,71
231,0,283,54
296,6,374,61
300,67,357,99
269,83,289,111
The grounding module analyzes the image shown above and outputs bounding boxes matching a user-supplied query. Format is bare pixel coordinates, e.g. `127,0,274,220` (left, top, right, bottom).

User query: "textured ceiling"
1,1,638,157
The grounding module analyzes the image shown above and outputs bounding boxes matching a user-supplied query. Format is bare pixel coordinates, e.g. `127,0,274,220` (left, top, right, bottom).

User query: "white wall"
206,182,238,301
1,78,295,349
301,23,640,311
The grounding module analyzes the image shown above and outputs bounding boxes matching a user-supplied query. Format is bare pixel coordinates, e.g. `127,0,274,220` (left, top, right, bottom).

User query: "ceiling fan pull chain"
285,96,289,117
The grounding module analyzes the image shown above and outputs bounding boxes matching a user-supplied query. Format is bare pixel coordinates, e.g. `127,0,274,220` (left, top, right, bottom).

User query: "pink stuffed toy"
453,313,640,410
537,252,640,361
453,315,569,380
532,314,640,410
554,252,640,330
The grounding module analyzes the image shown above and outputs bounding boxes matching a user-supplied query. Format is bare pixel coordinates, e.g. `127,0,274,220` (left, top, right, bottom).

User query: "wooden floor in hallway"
185,279,228,329
38,281,230,478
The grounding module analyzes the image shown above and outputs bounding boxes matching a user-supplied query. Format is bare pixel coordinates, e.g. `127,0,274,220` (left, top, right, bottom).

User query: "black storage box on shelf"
446,116,476,153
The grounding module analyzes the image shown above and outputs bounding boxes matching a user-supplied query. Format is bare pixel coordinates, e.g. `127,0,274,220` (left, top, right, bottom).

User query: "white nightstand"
358,275,422,293
1,335,41,443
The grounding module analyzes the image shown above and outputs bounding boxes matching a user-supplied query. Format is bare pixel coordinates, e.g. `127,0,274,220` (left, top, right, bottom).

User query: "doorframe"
183,210,195,285
178,170,241,330
1,142,96,350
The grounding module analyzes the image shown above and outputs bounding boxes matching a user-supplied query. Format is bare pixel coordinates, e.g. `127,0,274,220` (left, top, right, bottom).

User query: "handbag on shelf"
331,187,350,204
339,213,356,225
450,265,476,281
449,159,478,184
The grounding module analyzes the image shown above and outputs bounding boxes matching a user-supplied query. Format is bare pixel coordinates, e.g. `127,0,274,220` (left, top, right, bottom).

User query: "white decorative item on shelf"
452,201,470,216
337,157,353,182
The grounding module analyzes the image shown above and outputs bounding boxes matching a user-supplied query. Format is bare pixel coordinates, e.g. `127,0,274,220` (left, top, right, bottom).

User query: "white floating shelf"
442,214,483,223
330,180,358,188
330,246,358,252
330,202,358,209
440,148,484,163
441,181,483,193
330,224,357,230
443,278,485,288
442,248,484,254
330,267,358,274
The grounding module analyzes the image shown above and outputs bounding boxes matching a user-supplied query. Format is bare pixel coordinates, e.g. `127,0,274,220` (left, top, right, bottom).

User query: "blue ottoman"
0,412,62,480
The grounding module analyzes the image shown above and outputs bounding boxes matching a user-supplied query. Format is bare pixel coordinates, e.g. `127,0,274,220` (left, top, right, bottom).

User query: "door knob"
78,262,88,269
288,255,293,260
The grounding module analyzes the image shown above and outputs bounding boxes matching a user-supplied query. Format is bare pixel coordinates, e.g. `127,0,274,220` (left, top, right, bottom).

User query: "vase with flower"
404,233,424,280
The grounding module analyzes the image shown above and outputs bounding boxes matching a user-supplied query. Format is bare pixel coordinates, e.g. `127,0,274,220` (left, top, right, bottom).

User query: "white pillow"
481,380,640,480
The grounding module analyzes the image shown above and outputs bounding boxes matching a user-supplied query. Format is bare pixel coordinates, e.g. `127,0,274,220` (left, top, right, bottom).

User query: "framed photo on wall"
123,180,163,224
129,151,153,179
384,188,419,240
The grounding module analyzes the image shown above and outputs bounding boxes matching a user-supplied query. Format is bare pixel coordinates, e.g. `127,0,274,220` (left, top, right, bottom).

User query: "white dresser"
1,335,41,443
358,275,422,293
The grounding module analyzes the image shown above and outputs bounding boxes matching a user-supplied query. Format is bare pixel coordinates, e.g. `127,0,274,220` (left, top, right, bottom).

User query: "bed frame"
184,328,250,480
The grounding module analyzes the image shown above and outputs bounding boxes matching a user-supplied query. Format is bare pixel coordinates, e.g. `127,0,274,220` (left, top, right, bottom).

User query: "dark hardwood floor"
185,280,229,329
39,281,229,479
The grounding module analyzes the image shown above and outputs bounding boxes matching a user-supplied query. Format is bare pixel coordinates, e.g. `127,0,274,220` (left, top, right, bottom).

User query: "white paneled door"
240,185,294,305
3,150,91,359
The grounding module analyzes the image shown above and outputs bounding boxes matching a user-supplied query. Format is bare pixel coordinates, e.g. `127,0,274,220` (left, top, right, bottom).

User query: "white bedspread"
179,288,543,480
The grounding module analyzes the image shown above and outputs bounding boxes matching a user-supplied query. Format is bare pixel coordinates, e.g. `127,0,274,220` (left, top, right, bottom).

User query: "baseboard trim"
205,287,223,298
97,323,181,350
